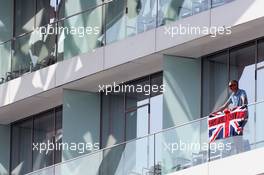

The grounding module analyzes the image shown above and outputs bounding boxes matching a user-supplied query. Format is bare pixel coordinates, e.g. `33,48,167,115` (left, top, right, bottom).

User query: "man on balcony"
216,80,248,112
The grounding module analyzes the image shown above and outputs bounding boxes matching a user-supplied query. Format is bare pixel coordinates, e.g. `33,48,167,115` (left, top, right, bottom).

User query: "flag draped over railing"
208,106,248,143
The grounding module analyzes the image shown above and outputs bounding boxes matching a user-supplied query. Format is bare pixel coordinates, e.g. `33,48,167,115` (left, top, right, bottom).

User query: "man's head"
228,80,239,92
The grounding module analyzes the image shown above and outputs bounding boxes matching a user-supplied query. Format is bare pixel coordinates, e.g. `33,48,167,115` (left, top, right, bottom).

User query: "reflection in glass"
258,39,264,64
11,119,33,175
202,51,228,116
58,7,103,60
212,0,235,8
126,106,149,141
158,0,209,26
33,110,55,171
33,26,56,70
58,0,102,19
11,107,62,174
101,92,125,148
0,42,11,83
36,0,57,27
15,0,35,36
155,118,207,174
12,34,32,77
0,0,13,42
105,0,157,44
230,43,255,104
126,77,150,109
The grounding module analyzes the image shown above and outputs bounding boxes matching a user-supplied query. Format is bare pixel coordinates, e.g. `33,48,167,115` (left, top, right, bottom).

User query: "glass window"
101,73,163,147
55,107,63,164
15,0,35,36
126,77,150,109
11,107,62,174
58,0,102,19
150,73,163,133
101,91,125,148
212,0,235,8
230,42,256,104
33,110,55,171
202,51,228,116
12,34,33,78
0,0,13,42
58,7,103,60
36,0,57,27
11,119,33,175
125,105,149,140
105,0,157,44
33,25,57,70
0,42,11,83
158,0,209,26
257,39,264,102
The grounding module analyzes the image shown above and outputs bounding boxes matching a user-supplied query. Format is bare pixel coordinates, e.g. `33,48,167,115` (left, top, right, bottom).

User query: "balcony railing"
0,0,237,85
26,100,264,175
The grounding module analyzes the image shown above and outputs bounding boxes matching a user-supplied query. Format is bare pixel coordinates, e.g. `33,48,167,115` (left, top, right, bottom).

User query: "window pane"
36,0,57,27
126,105,149,141
0,42,11,83
101,92,125,148
15,0,35,36
105,0,157,44
12,34,32,77
59,0,102,19
202,51,228,116
126,77,150,109
257,40,264,102
150,94,163,133
58,7,103,60
258,39,264,63
33,26,56,70
158,0,209,26
33,110,55,171
230,43,256,104
11,119,33,175
0,0,13,42
55,107,63,164
151,72,163,97
212,0,235,8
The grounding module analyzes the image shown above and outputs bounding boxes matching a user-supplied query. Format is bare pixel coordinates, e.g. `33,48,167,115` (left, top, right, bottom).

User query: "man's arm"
215,101,230,113
241,90,248,106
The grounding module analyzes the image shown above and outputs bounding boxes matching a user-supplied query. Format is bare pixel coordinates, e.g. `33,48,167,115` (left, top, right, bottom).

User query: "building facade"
0,0,264,175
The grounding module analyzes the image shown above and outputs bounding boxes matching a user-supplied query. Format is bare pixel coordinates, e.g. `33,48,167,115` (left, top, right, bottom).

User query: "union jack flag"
208,106,248,143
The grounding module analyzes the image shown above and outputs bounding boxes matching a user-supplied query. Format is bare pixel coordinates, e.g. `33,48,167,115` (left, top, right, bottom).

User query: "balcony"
0,0,238,85
26,100,264,175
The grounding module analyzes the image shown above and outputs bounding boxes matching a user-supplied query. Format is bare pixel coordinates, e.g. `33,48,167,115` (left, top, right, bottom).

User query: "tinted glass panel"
11,119,33,175
0,0,13,42
158,0,209,26
230,43,255,104
0,42,11,83
126,106,149,141
15,0,35,36
105,0,157,44
202,51,228,116
33,110,55,171
36,0,57,27
126,77,150,109
57,7,103,60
